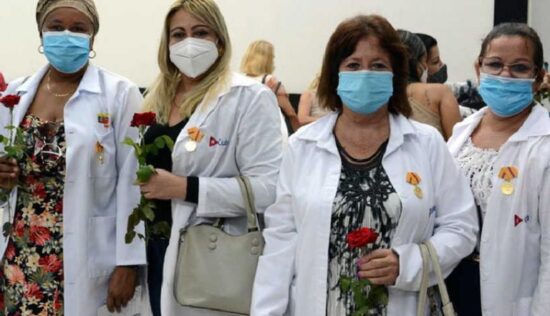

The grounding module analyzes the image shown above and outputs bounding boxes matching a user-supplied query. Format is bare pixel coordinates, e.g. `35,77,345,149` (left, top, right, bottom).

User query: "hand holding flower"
0,157,19,189
357,249,399,285
0,94,24,237
139,169,187,200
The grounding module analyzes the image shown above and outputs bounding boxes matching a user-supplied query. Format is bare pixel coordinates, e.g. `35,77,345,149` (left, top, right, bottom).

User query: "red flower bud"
346,227,379,249
0,95,20,109
130,112,156,127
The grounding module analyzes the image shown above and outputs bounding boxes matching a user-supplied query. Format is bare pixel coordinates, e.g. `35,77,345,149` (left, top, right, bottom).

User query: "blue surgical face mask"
478,73,535,117
337,71,394,115
43,31,91,74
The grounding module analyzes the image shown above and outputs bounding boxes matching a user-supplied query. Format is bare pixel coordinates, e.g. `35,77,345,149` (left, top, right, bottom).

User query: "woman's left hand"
357,249,400,285
107,266,138,312
139,169,187,200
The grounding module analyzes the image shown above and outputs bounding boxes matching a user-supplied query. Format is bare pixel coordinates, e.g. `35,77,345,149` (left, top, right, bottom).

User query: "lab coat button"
209,234,217,242
251,247,260,255
208,243,216,250
251,238,260,246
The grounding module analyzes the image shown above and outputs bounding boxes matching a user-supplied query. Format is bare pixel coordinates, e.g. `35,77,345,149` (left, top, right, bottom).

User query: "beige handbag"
417,241,456,316
174,176,264,315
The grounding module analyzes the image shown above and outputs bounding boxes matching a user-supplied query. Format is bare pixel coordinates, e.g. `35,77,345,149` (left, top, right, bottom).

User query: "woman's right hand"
0,157,19,189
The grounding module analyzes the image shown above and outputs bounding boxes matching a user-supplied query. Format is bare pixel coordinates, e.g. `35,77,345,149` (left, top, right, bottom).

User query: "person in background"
398,30,462,140
139,0,282,314
297,73,331,125
252,14,477,316
240,40,301,133
415,33,447,84
0,0,148,315
446,23,550,316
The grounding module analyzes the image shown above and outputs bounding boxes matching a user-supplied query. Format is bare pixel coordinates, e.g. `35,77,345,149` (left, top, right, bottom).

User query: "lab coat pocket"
513,297,532,316
88,216,117,278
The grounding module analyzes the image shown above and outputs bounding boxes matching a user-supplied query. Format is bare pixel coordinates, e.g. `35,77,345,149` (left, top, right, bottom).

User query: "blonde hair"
240,40,274,77
142,0,232,123
307,72,321,92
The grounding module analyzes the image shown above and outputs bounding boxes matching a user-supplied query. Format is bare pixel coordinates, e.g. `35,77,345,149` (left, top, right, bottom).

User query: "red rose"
130,112,156,127
0,94,20,109
346,227,379,249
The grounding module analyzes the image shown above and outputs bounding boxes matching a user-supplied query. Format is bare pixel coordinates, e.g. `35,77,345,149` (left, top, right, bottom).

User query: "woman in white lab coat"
251,15,478,316
0,1,148,315
137,0,283,315
446,23,550,316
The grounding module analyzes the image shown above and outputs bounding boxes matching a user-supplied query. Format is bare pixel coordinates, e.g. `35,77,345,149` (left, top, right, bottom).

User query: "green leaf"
152,221,171,238
122,137,136,146
146,144,159,156
352,306,369,316
136,165,155,183
127,212,139,229
369,285,389,306
141,201,155,222
125,231,136,244
162,135,174,151
154,136,166,149
339,276,352,292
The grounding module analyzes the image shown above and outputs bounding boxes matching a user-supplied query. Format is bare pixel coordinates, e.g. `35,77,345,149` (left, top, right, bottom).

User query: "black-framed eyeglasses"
480,58,536,78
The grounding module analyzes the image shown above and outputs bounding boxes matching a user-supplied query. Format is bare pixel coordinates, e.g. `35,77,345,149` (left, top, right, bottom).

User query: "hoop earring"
38,45,44,54
89,50,96,59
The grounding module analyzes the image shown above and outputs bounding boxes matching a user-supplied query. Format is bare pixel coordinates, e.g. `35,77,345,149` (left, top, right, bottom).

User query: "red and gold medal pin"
95,141,105,164
97,112,110,128
185,127,204,152
406,172,423,199
498,166,519,195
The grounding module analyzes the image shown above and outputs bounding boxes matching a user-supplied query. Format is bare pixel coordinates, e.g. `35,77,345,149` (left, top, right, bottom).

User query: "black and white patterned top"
326,137,402,316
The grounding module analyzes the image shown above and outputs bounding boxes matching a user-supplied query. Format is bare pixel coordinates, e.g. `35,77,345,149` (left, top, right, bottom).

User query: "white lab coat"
0,64,150,315
251,112,479,316
447,105,550,316
160,73,283,315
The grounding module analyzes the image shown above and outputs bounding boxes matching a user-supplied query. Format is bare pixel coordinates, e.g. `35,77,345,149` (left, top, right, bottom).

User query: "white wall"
530,0,550,67
0,0,494,93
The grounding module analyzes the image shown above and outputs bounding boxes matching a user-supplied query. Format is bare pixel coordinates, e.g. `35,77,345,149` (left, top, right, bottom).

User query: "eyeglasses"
480,58,536,78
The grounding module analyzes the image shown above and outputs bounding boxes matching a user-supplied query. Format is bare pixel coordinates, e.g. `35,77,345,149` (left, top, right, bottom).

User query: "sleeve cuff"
185,176,199,203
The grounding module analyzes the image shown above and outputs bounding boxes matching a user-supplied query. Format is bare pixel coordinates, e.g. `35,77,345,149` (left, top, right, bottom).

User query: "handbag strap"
425,241,455,316
417,241,456,316
236,176,260,232
417,243,430,316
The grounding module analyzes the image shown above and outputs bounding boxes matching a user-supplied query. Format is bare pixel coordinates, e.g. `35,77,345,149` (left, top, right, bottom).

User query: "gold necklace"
46,72,76,98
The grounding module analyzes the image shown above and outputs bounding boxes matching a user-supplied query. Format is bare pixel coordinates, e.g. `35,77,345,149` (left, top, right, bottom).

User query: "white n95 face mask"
170,38,219,78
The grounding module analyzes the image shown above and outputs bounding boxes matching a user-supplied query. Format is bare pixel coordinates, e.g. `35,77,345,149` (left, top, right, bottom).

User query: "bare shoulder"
428,83,454,98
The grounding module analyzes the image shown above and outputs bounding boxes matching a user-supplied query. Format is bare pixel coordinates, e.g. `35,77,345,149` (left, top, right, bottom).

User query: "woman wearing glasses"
0,1,147,315
446,23,550,316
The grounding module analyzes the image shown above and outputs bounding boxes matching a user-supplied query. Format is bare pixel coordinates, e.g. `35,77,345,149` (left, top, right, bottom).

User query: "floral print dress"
0,114,66,315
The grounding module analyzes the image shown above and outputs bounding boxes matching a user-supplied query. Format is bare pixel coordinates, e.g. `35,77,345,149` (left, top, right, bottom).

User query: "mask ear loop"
89,50,96,59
